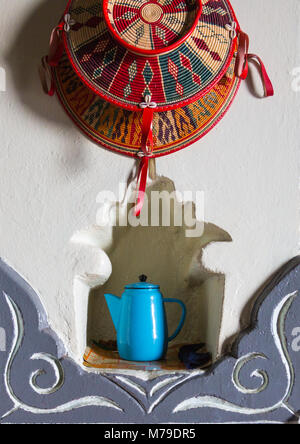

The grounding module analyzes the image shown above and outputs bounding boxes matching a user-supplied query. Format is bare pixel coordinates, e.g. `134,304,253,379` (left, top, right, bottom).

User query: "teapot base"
119,350,166,362
119,343,167,362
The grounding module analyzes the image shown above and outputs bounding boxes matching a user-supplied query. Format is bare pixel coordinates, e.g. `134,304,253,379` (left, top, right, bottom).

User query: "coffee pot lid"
125,275,160,289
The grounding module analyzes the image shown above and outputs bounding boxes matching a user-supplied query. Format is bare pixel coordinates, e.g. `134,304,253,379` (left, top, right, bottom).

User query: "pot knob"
139,274,147,282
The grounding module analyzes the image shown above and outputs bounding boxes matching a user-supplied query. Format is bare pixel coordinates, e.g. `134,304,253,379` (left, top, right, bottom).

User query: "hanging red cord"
236,30,274,97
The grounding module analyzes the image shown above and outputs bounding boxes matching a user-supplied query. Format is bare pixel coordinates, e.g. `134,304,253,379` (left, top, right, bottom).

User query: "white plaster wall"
0,0,299,359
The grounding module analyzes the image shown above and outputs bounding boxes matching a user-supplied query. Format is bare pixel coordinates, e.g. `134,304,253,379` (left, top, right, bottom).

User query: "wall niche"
72,176,232,372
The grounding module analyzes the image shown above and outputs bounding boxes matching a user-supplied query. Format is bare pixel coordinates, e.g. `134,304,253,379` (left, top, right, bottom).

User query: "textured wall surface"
0,0,299,361
0,256,299,423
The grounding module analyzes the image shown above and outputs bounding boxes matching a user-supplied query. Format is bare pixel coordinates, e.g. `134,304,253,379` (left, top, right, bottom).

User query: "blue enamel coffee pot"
104,275,186,361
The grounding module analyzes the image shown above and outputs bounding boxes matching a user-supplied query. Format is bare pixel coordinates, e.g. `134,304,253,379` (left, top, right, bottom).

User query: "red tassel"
39,56,56,96
236,31,274,97
134,106,154,217
48,24,64,66
135,156,149,217
39,23,64,96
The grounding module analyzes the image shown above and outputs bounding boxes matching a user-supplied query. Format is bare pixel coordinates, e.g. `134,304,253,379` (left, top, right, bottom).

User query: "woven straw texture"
64,0,237,111
106,0,198,52
53,53,240,157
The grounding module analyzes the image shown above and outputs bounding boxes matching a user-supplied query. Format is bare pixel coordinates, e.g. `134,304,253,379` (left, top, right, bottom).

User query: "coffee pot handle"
163,298,186,342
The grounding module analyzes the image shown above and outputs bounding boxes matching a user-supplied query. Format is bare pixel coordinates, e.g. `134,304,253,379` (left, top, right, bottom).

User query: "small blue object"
178,343,211,369
105,275,186,362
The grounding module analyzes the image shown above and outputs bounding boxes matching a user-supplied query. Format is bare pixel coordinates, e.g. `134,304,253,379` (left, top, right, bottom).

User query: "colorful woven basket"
53,53,239,157
40,0,274,215
62,0,236,111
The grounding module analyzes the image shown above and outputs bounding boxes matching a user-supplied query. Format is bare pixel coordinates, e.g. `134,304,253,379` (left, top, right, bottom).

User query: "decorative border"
0,257,299,423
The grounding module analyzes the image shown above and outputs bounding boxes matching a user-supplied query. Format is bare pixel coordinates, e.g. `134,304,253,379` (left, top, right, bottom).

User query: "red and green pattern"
53,53,240,157
63,0,238,111
106,0,198,52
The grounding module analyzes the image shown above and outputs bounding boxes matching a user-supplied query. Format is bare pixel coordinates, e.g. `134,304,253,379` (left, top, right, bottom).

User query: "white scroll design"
1,293,123,420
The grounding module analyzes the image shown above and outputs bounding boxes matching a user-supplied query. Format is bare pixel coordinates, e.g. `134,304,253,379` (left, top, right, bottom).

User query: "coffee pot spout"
104,293,121,331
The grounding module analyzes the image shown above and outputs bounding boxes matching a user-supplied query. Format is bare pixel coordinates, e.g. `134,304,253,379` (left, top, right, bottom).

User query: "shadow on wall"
85,177,232,361
5,0,66,123
5,0,107,179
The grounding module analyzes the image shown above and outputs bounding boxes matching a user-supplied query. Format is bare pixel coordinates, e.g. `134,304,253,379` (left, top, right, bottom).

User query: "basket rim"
102,0,203,57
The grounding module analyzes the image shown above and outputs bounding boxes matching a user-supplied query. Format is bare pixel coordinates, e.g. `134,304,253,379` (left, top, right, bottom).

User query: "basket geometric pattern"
63,0,237,111
53,53,240,157
106,0,199,52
